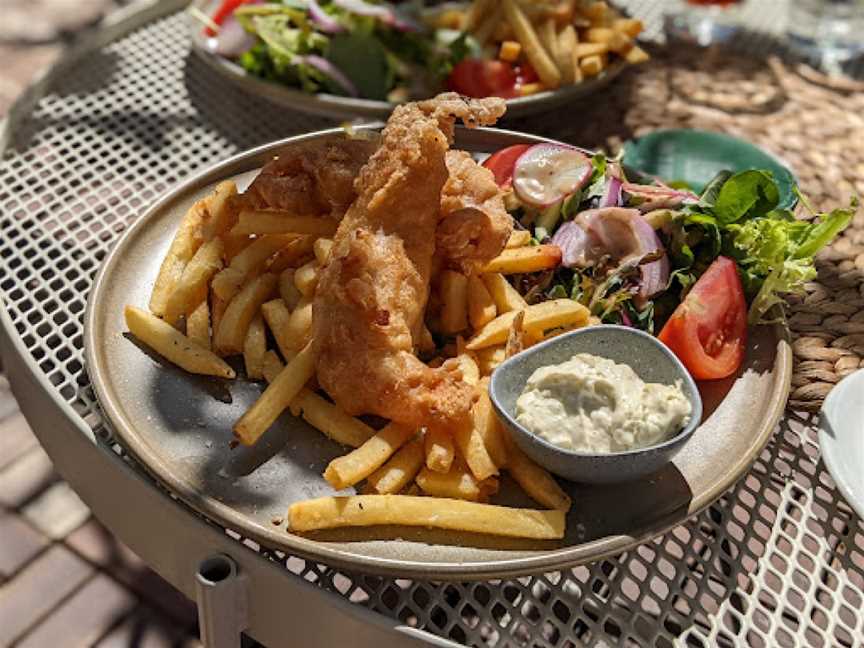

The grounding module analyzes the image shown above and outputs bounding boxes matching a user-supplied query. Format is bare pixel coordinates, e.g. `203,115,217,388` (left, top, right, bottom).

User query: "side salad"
197,0,649,102
482,143,857,379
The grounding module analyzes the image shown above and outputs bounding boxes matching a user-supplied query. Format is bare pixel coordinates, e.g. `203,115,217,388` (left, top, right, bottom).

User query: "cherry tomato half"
658,256,747,380
482,144,531,188
447,59,518,99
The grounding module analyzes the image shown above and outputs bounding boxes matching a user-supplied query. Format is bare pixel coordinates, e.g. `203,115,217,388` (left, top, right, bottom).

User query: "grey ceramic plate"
84,126,792,580
188,1,626,121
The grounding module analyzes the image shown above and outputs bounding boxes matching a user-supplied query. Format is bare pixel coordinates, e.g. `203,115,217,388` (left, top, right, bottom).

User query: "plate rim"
84,126,792,580
818,370,864,520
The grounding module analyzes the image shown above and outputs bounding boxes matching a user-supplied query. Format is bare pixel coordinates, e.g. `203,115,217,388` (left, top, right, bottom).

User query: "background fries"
231,210,338,237
149,200,205,316
324,423,416,490
214,273,277,355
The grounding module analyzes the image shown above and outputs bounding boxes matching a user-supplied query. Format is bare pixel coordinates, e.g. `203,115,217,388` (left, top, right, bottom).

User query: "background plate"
188,0,627,121
84,126,791,580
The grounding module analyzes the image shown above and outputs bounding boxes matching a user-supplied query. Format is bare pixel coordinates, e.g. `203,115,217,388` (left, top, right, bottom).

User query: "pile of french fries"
433,0,649,95
125,175,593,541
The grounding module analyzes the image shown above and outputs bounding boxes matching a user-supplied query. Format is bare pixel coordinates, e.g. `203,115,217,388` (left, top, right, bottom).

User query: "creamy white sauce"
515,353,692,453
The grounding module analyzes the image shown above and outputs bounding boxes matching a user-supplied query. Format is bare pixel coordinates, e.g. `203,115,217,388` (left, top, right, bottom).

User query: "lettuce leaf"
714,170,779,225
747,259,816,324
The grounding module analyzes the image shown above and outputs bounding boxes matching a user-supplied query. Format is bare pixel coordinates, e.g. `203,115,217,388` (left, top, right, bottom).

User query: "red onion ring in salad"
332,0,419,31
298,55,359,97
557,208,670,302
308,0,346,33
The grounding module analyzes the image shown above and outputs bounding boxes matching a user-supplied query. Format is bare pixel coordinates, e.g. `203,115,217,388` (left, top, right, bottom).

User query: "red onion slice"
552,221,593,268
207,14,255,58
512,144,592,208
308,0,345,33
576,208,670,300
599,176,623,208
298,55,359,97
331,0,419,30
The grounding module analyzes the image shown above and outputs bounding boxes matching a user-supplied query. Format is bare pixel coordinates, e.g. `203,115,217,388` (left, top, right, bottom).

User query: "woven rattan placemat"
513,43,864,411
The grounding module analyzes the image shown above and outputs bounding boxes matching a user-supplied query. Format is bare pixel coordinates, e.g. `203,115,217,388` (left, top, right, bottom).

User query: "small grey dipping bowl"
489,325,703,484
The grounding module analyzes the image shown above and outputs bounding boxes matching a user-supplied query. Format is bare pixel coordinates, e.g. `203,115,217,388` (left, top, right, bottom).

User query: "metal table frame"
1,1,862,647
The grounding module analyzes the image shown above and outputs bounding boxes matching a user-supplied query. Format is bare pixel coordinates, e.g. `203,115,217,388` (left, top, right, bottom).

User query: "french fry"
482,245,563,274
467,275,497,330
222,233,252,261
313,238,333,265
261,350,285,383
163,238,224,326
365,437,425,494
288,495,566,539
624,44,650,65
465,0,494,30
211,290,227,342
289,389,376,448
233,341,316,446
614,17,644,38
214,273,277,355
473,380,508,468
499,40,522,62
481,272,528,313
279,269,302,310
211,235,295,302
506,230,532,248
519,83,547,97
231,210,338,237
260,298,294,360
268,236,315,273
574,42,610,58
505,435,572,511
475,345,506,376
124,305,235,379
473,3,504,44
416,462,486,502
424,428,455,473
503,0,561,88
454,353,480,386
580,54,605,78
455,405,498,481
505,309,528,358
186,300,210,350
466,299,589,350
418,325,436,355
585,27,631,53
243,313,266,380
439,270,469,334
324,423,416,490
583,1,609,25
493,19,515,42
149,201,205,316
558,25,580,84
538,18,561,73
201,181,238,240
284,296,313,352
293,259,319,298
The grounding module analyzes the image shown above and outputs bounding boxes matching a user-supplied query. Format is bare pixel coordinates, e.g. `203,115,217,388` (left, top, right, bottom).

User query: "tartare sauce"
515,353,691,453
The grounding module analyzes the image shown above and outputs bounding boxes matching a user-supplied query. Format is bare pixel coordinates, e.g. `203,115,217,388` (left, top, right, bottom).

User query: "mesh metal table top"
1,1,862,646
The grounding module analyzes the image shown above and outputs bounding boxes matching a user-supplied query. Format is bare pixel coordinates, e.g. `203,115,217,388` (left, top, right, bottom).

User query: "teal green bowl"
623,129,797,210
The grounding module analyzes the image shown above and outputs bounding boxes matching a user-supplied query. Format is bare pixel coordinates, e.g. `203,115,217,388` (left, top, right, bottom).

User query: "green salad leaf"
713,169,780,225
325,32,391,100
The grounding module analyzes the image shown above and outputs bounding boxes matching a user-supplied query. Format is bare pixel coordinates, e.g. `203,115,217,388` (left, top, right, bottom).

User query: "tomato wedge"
447,59,518,99
482,144,531,188
658,256,747,380
206,0,257,36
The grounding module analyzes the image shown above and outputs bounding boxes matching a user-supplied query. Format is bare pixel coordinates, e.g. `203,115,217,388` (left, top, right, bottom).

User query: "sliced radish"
512,144,592,208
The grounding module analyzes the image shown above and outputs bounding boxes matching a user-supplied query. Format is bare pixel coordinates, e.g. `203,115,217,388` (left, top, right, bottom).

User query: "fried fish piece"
242,137,378,216
437,150,513,273
313,94,506,433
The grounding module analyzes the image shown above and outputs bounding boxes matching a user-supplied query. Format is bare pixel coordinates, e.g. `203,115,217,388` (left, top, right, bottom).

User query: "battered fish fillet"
437,150,513,273
241,137,378,216
313,93,506,432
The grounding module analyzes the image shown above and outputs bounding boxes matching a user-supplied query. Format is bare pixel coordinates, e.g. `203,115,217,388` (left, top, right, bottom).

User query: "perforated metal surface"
0,1,862,646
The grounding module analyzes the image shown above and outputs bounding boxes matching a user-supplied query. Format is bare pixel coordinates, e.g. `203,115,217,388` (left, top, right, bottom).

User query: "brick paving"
0,2,205,646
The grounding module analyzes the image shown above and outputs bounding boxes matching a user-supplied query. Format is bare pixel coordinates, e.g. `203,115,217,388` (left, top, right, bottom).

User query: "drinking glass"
664,0,746,46
787,0,864,71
